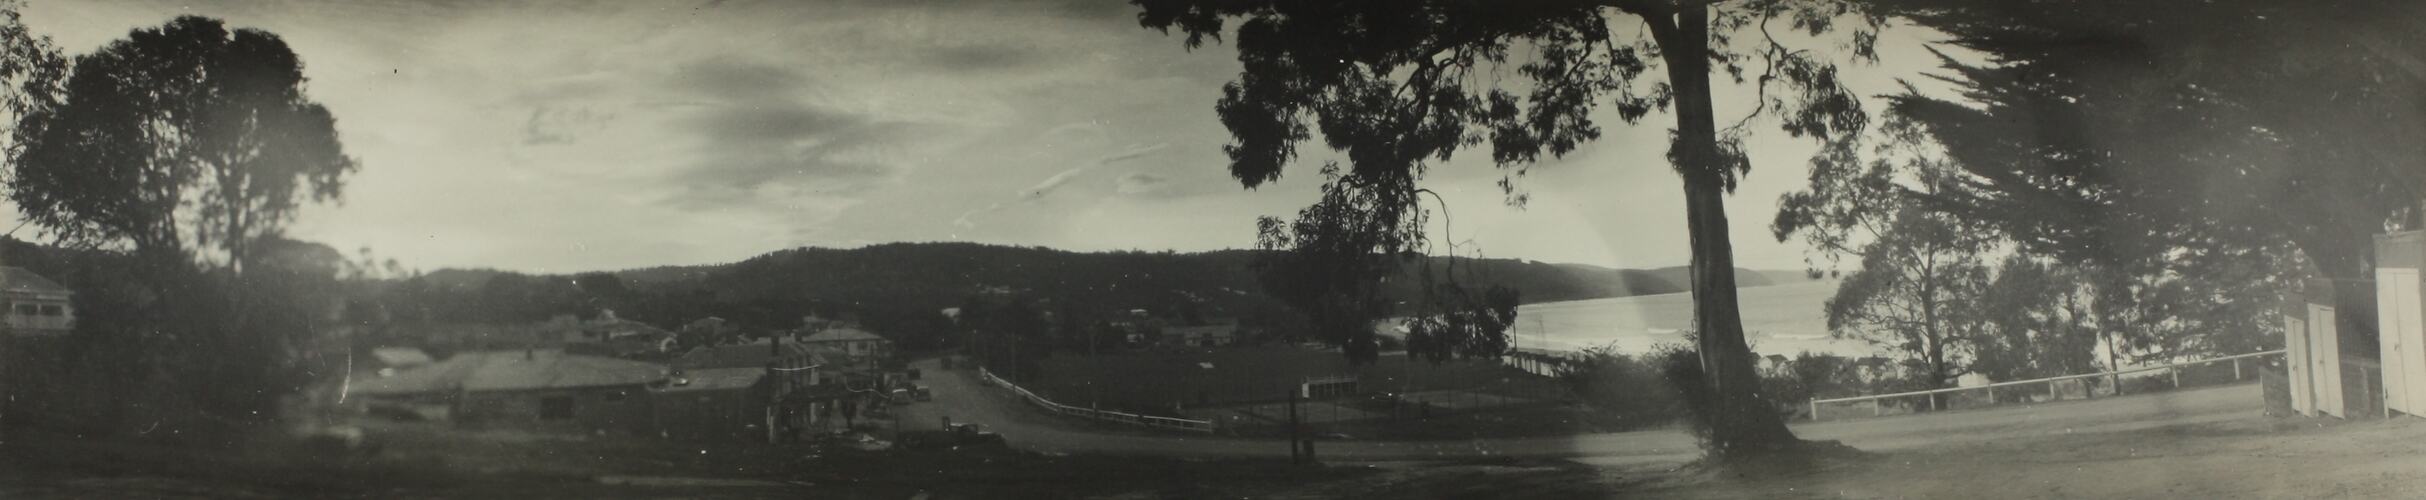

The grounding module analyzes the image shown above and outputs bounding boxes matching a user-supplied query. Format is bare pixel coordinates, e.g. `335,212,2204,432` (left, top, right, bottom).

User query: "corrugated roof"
673,339,819,370
799,327,886,343
1,267,72,295
1165,324,1238,336
351,349,667,396
659,367,766,393
369,347,434,367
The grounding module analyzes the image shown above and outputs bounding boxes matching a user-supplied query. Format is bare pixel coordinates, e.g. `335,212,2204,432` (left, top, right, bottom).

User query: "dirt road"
899,358,2267,465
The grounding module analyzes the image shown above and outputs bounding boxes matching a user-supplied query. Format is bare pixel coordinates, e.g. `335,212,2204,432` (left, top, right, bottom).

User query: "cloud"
954,142,1169,227
521,105,611,145
916,43,1045,73
1113,172,1169,196
649,59,927,210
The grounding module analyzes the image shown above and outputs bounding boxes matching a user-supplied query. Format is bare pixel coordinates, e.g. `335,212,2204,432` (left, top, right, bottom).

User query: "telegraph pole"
1287,388,1301,464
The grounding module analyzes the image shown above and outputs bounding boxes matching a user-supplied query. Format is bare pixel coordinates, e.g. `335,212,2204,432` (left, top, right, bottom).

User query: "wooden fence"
977,367,1218,433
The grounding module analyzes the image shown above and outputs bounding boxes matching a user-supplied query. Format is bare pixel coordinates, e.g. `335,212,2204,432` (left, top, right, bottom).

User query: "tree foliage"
11,15,355,270
1136,0,1884,456
0,15,357,433
1778,118,1997,395
1880,0,2423,299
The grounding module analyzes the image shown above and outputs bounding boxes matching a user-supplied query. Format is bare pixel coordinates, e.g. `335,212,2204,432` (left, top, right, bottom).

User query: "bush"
1555,344,1687,429
1652,343,1718,442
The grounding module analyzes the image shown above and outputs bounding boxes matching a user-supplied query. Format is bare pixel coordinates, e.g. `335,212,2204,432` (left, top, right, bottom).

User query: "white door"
2380,273,2413,415
2313,305,2345,417
2394,272,2426,416
2288,313,2314,416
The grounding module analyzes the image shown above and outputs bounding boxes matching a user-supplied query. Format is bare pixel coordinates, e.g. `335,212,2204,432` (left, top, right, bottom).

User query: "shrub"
1652,343,1718,443
1554,344,1686,429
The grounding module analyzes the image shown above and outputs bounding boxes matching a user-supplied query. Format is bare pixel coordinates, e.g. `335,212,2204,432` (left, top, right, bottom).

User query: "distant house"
350,349,669,434
1162,323,1239,348
563,310,676,359
797,325,893,361
1,267,74,336
369,346,435,377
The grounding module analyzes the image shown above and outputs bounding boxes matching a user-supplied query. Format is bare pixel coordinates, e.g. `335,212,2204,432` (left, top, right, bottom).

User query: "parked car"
912,384,932,401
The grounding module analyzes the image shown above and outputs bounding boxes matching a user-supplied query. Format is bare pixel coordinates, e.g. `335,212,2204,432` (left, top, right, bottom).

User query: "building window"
604,390,626,402
12,304,34,316
37,305,61,316
540,396,575,420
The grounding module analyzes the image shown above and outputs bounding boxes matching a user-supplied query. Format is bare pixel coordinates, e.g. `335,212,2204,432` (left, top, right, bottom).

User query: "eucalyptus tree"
1776,118,1997,406
1135,0,1881,455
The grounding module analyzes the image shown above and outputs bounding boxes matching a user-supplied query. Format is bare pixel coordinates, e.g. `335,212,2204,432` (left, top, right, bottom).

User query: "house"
1162,323,1239,348
797,325,893,362
652,366,772,442
350,349,669,435
1,267,74,336
369,346,435,377
668,338,843,441
563,310,676,359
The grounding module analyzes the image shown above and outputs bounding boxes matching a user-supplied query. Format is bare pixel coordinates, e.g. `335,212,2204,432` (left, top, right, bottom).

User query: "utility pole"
1287,389,1301,464
2106,332,2125,397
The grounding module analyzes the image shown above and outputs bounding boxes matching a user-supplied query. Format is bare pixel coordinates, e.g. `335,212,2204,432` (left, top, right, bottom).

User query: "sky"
11,0,1960,275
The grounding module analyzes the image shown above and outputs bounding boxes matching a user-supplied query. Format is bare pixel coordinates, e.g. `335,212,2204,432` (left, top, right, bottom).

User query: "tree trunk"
1660,5,1800,455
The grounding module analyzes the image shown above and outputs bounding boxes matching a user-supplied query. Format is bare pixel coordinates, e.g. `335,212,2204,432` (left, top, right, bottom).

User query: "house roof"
799,327,886,343
660,366,766,393
1165,324,1238,337
1,267,72,296
351,349,667,396
583,318,671,339
369,347,434,367
673,339,820,370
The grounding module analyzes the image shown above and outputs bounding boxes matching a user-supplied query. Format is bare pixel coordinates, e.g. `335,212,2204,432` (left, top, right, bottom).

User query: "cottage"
797,326,893,361
1163,323,1239,348
350,349,669,434
1,267,74,336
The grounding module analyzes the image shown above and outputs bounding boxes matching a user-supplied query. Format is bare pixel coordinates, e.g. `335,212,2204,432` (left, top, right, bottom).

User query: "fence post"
2234,358,2244,381
1873,398,1883,417
2050,380,2059,401
1809,399,1819,421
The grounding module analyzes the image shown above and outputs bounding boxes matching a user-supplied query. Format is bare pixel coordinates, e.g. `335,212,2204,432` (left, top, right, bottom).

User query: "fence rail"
1809,349,2285,420
977,367,1218,433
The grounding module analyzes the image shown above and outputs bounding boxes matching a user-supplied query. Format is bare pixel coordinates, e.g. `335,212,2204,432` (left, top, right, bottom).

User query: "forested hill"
409,243,1799,328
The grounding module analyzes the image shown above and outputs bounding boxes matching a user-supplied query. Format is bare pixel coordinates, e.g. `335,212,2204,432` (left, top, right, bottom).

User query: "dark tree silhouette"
1876,0,2426,345
1134,0,1879,456
11,15,356,272
1,15,356,426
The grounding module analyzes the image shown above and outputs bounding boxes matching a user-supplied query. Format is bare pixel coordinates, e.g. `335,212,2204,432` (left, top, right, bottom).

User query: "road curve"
895,358,2266,464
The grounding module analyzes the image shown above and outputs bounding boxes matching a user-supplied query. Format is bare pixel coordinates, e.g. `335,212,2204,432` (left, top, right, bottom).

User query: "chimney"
771,331,783,357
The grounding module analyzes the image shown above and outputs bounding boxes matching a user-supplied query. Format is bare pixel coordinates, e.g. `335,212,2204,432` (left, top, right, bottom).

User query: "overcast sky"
13,0,1956,274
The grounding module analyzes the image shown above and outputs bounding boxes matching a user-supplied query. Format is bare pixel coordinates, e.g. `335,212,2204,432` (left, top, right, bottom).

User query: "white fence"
1809,350,2285,421
977,367,1218,433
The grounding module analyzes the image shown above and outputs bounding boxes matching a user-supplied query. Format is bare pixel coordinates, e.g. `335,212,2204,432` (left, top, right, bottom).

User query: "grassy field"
1020,346,1567,416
